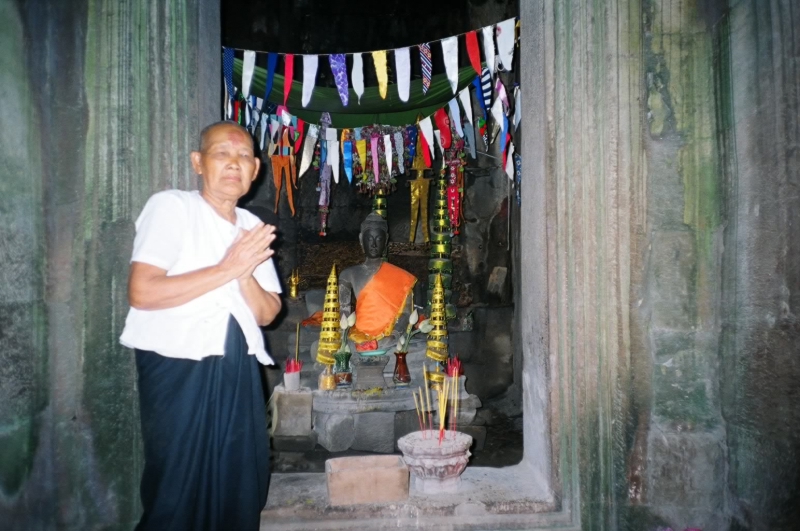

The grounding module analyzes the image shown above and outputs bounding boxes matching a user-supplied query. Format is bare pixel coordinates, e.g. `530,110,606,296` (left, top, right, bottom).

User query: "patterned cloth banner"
329,54,349,106
419,43,433,95
222,47,235,101
394,131,405,174
395,47,411,102
370,135,380,182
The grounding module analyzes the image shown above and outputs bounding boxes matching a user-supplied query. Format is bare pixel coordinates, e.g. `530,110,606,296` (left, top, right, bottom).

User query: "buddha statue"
339,212,417,348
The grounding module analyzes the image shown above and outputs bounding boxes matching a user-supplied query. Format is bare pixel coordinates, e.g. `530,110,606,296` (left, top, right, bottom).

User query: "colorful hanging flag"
465,31,482,75
472,76,487,120
505,141,515,181
394,131,405,174
299,124,319,177
395,47,411,102
448,99,464,138
441,36,459,95
482,25,496,77
370,135,380,182
463,118,477,159
383,134,393,175
283,54,295,106
302,55,318,107
329,140,340,183
372,50,388,99
434,108,452,149
259,113,268,150
356,138,367,175
495,78,509,114
419,43,433,95
343,140,354,183
329,54,349,106
352,53,364,104
514,151,522,206
406,125,418,160
458,87,473,125
419,117,434,167
242,50,256,99
513,85,522,130
222,47,235,101
480,68,493,111
434,130,445,160
265,53,278,100
496,18,515,71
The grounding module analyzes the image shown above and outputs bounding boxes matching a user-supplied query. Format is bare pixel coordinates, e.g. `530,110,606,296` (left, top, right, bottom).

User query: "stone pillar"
1,1,219,528
720,1,800,528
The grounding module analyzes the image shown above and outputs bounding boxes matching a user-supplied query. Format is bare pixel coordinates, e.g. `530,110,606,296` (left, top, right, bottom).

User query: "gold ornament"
288,268,300,298
316,264,340,365
426,273,448,363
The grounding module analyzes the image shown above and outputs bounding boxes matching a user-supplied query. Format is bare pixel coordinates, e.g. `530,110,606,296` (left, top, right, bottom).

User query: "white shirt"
119,190,281,365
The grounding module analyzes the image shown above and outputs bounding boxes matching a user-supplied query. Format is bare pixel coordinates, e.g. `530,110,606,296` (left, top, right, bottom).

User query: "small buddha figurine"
339,212,417,349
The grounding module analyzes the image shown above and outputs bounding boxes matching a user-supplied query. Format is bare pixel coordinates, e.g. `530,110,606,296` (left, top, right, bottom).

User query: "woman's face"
191,125,260,202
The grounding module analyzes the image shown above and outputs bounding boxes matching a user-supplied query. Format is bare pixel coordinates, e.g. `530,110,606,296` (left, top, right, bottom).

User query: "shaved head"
198,121,253,153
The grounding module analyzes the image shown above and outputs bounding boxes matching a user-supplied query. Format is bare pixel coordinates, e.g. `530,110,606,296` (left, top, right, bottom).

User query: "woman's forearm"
128,261,234,310
238,276,282,326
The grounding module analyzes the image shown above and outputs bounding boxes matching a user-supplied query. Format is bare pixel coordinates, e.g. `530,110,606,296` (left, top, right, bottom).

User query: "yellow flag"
372,50,388,99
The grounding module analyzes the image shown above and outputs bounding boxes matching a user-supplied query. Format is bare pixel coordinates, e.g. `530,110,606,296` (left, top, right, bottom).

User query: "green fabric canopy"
233,58,477,128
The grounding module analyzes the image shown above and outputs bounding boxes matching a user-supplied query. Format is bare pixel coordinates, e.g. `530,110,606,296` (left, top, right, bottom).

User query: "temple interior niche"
222,0,526,474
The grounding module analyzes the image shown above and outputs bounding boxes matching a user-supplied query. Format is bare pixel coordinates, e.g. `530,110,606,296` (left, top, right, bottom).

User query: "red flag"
466,31,482,75
283,54,294,107
434,108,452,149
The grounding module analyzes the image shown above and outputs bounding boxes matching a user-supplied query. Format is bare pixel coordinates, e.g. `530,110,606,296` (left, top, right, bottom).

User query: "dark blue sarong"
135,316,269,531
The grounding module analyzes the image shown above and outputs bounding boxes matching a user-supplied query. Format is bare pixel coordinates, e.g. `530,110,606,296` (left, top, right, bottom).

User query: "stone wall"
0,1,219,529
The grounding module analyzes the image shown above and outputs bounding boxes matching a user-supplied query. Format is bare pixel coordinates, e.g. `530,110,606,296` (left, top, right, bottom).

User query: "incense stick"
295,322,300,363
413,388,424,433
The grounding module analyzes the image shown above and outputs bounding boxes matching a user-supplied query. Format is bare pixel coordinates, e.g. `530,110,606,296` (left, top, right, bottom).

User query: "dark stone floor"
271,408,523,473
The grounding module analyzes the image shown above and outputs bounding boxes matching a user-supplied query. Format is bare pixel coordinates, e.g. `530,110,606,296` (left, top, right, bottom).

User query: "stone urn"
397,430,472,494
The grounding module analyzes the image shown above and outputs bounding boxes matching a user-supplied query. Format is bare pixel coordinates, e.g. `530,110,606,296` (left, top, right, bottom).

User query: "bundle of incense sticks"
412,363,463,443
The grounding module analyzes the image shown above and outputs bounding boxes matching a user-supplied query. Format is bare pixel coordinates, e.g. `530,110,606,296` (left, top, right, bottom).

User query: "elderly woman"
120,121,281,531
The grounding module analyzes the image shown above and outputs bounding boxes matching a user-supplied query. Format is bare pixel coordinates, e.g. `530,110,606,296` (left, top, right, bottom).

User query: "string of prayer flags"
329,54,349,106
448,99,464,138
352,53,365,103
441,36,459,95
496,18,515,71
482,25,496,77
265,53,278,101
458,88,473,125
395,47,411,102
465,31,482,75
302,55,318,107
372,50,388,99
242,50,256,99
419,116,434,167
420,43,433,94
283,54,294,106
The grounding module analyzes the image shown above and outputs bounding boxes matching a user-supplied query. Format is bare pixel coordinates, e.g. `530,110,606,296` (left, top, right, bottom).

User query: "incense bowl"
397,430,472,494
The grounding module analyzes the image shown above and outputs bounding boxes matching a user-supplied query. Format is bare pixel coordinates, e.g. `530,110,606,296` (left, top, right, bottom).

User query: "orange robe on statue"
350,263,416,343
